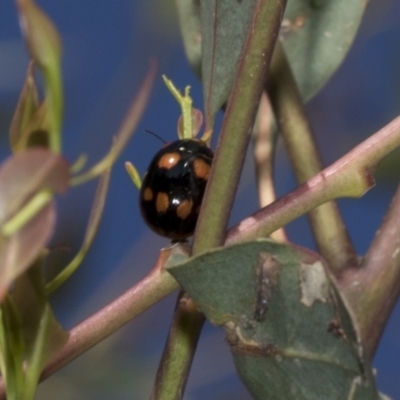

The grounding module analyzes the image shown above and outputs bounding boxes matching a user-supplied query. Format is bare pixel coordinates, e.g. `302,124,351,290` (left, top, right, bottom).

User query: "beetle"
139,138,214,240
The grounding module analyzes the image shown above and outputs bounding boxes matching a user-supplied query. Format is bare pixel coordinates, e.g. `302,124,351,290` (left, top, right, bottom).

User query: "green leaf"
0,149,69,225
0,298,25,400
167,239,381,400
281,0,368,100
11,263,69,400
9,61,41,152
179,1,367,104
16,0,63,152
174,0,202,78
0,202,55,305
0,149,69,303
200,0,257,129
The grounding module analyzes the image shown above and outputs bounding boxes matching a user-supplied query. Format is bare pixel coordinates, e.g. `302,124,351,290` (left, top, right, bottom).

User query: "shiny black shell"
139,139,214,240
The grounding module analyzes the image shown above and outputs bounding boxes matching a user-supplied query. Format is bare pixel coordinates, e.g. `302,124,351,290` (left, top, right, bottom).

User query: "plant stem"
150,296,204,400
253,92,287,242
193,0,287,253
2,191,52,237
43,256,178,378
152,1,288,399
227,115,400,245
162,76,193,140
338,184,400,357
267,42,357,272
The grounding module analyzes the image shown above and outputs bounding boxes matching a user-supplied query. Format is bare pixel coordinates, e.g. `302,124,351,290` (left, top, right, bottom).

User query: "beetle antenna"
145,130,167,144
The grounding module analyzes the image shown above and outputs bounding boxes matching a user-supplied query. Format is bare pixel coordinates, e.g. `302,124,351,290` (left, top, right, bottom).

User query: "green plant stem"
152,1,287,399
150,295,204,400
45,63,63,153
338,183,400,357
22,305,55,400
162,76,193,140
2,191,52,237
267,42,357,272
253,92,287,242
193,0,286,253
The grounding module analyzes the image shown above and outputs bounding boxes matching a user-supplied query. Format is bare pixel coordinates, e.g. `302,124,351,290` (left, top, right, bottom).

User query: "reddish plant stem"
0,248,180,400
1,116,400,397
227,115,400,246
338,184,400,357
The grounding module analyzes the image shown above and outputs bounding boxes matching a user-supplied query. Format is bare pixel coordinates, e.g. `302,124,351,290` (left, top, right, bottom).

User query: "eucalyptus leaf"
281,0,368,100
167,239,383,400
178,0,367,107
16,0,63,152
200,0,256,128
174,0,202,78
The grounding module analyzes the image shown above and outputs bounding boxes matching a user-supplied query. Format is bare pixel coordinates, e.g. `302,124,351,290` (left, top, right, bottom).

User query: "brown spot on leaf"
327,319,345,338
232,342,280,358
254,253,279,321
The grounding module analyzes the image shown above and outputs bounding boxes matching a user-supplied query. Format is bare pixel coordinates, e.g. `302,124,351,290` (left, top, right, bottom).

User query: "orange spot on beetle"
156,192,169,213
143,187,153,201
158,152,181,169
177,199,193,219
193,158,211,180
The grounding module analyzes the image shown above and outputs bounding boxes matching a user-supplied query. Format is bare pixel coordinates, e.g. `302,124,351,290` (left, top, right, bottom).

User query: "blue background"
1,1,400,399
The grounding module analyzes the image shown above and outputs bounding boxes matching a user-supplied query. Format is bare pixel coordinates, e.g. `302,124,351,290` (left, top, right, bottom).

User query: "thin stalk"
150,296,204,400
162,76,193,140
267,42,357,272
253,92,287,242
152,1,287,399
338,184,400,357
2,191,52,237
227,116,400,244
193,0,286,253
42,255,178,380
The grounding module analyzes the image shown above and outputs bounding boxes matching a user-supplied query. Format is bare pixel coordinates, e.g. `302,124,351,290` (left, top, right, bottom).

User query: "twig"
253,92,287,242
151,1,288,399
227,115,400,246
338,184,400,357
267,42,357,271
